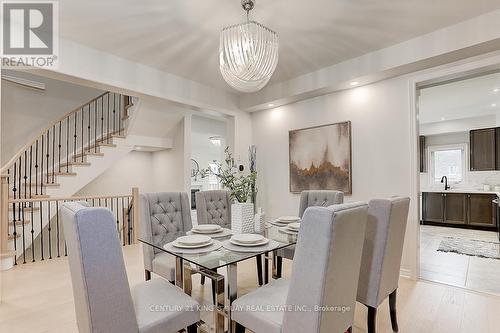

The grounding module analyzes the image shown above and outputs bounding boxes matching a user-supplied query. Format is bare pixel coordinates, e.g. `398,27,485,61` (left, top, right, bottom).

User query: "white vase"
254,208,266,233
231,202,255,234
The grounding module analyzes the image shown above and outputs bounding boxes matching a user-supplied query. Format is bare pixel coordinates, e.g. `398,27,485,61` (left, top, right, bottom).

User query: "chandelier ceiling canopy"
219,0,279,93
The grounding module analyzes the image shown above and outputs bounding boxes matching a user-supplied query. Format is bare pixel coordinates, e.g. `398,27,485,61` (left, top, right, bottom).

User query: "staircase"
0,92,139,265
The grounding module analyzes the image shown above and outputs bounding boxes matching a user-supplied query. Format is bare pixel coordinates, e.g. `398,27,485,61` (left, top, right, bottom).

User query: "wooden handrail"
8,193,132,204
1,91,110,173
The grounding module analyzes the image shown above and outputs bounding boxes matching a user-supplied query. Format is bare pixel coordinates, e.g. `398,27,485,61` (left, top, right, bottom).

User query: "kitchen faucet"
441,176,450,190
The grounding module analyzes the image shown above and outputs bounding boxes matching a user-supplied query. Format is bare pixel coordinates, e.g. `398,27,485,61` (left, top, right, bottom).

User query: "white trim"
1,74,45,90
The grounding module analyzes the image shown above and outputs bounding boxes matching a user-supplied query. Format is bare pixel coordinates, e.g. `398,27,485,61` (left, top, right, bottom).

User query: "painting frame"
289,121,352,194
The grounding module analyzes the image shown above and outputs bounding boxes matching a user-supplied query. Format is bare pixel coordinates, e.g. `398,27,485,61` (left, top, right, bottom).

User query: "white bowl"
192,225,222,233
230,238,270,247
172,239,214,249
287,222,301,231
231,234,265,244
278,216,301,223
176,235,211,246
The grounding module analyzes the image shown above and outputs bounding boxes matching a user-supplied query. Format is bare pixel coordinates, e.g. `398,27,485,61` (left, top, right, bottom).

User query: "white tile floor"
420,225,500,295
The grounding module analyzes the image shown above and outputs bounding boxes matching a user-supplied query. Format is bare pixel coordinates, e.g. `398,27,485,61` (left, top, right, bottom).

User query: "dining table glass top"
138,224,298,271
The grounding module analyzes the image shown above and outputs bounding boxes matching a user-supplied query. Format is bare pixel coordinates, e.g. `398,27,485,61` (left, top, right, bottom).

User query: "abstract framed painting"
289,121,352,194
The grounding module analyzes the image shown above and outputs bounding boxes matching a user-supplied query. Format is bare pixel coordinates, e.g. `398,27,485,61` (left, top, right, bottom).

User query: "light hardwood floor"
1,244,500,332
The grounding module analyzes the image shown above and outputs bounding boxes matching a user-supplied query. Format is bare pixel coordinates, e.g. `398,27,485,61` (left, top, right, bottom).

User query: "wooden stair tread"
73,151,104,159
9,220,30,226
60,161,91,167
52,172,77,176
22,182,60,188
97,142,116,148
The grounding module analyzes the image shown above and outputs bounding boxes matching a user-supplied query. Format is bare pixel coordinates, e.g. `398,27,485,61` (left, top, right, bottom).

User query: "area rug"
437,236,500,259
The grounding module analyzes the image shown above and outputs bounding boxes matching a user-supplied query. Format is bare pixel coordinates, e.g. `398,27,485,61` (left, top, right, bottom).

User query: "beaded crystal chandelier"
219,0,279,93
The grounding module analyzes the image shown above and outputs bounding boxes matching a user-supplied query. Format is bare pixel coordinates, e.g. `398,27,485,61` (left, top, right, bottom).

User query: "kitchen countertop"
421,188,500,197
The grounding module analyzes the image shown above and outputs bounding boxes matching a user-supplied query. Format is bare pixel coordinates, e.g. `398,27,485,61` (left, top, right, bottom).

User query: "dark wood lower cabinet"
422,192,497,230
423,192,444,223
444,193,467,225
467,194,496,227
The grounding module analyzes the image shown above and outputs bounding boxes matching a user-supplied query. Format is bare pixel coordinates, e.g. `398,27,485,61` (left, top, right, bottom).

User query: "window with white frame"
429,144,466,185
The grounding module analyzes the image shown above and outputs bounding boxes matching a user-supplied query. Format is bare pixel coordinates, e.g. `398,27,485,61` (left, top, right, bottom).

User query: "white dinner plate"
231,234,265,244
278,216,301,223
172,239,214,249
230,238,270,247
192,225,222,233
287,222,301,231
175,235,211,246
191,228,224,235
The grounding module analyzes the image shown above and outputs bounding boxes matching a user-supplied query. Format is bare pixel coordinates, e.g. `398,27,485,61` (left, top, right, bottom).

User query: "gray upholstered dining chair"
196,190,264,286
276,190,345,278
298,190,345,217
195,190,232,228
61,202,200,333
140,192,192,282
232,202,369,333
356,197,410,333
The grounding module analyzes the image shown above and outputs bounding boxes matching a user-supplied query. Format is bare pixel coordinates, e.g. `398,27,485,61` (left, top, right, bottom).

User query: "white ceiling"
419,72,500,124
59,0,500,92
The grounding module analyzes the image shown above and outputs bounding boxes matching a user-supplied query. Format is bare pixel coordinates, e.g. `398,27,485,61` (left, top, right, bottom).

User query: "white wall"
251,77,415,273
76,151,155,196
1,70,103,164
420,115,497,136
151,117,187,192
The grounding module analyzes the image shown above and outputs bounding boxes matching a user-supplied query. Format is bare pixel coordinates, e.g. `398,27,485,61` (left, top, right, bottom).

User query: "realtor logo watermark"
1,1,58,68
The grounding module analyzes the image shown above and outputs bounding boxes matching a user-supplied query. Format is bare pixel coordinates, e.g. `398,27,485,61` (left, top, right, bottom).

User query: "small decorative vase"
231,202,255,234
254,208,266,233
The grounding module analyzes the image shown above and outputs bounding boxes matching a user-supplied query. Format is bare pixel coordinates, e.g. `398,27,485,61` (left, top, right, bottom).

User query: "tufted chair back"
298,190,344,218
140,192,192,271
195,190,232,229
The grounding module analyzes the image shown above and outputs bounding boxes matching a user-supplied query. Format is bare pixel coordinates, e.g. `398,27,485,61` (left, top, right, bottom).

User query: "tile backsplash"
420,171,500,190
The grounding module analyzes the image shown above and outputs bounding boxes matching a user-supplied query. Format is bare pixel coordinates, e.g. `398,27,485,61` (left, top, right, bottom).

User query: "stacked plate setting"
273,216,301,226
172,235,213,249
285,222,300,232
191,224,223,234
230,234,270,247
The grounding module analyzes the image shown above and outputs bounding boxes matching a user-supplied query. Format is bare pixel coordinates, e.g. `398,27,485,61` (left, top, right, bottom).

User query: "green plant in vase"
201,147,257,203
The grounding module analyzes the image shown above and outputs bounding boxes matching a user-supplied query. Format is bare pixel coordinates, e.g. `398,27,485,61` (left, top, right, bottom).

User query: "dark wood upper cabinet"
470,128,496,171
444,193,466,225
468,194,496,227
419,136,426,173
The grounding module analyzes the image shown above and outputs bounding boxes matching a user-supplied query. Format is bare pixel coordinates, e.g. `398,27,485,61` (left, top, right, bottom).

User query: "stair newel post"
132,187,139,244
0,174,15,271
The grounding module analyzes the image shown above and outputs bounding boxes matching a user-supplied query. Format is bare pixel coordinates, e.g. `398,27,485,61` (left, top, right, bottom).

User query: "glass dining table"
138,223,298,333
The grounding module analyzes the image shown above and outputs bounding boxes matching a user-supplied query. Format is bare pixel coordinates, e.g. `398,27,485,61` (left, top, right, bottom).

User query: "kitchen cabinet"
422,192,497,230
467,194,496,227
444,193,467,225
470,128,496,171
422,192,444,223
419,136,427,173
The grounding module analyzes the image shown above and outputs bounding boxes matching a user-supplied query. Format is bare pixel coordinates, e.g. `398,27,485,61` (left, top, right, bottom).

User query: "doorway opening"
417,69,500,295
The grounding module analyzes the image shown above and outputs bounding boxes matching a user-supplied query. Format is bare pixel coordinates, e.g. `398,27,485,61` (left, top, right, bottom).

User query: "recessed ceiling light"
492,103,498,108
441,117,446,121
268,103,275,107
350,81,359,86
136,146,142,150
494,88,499,93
